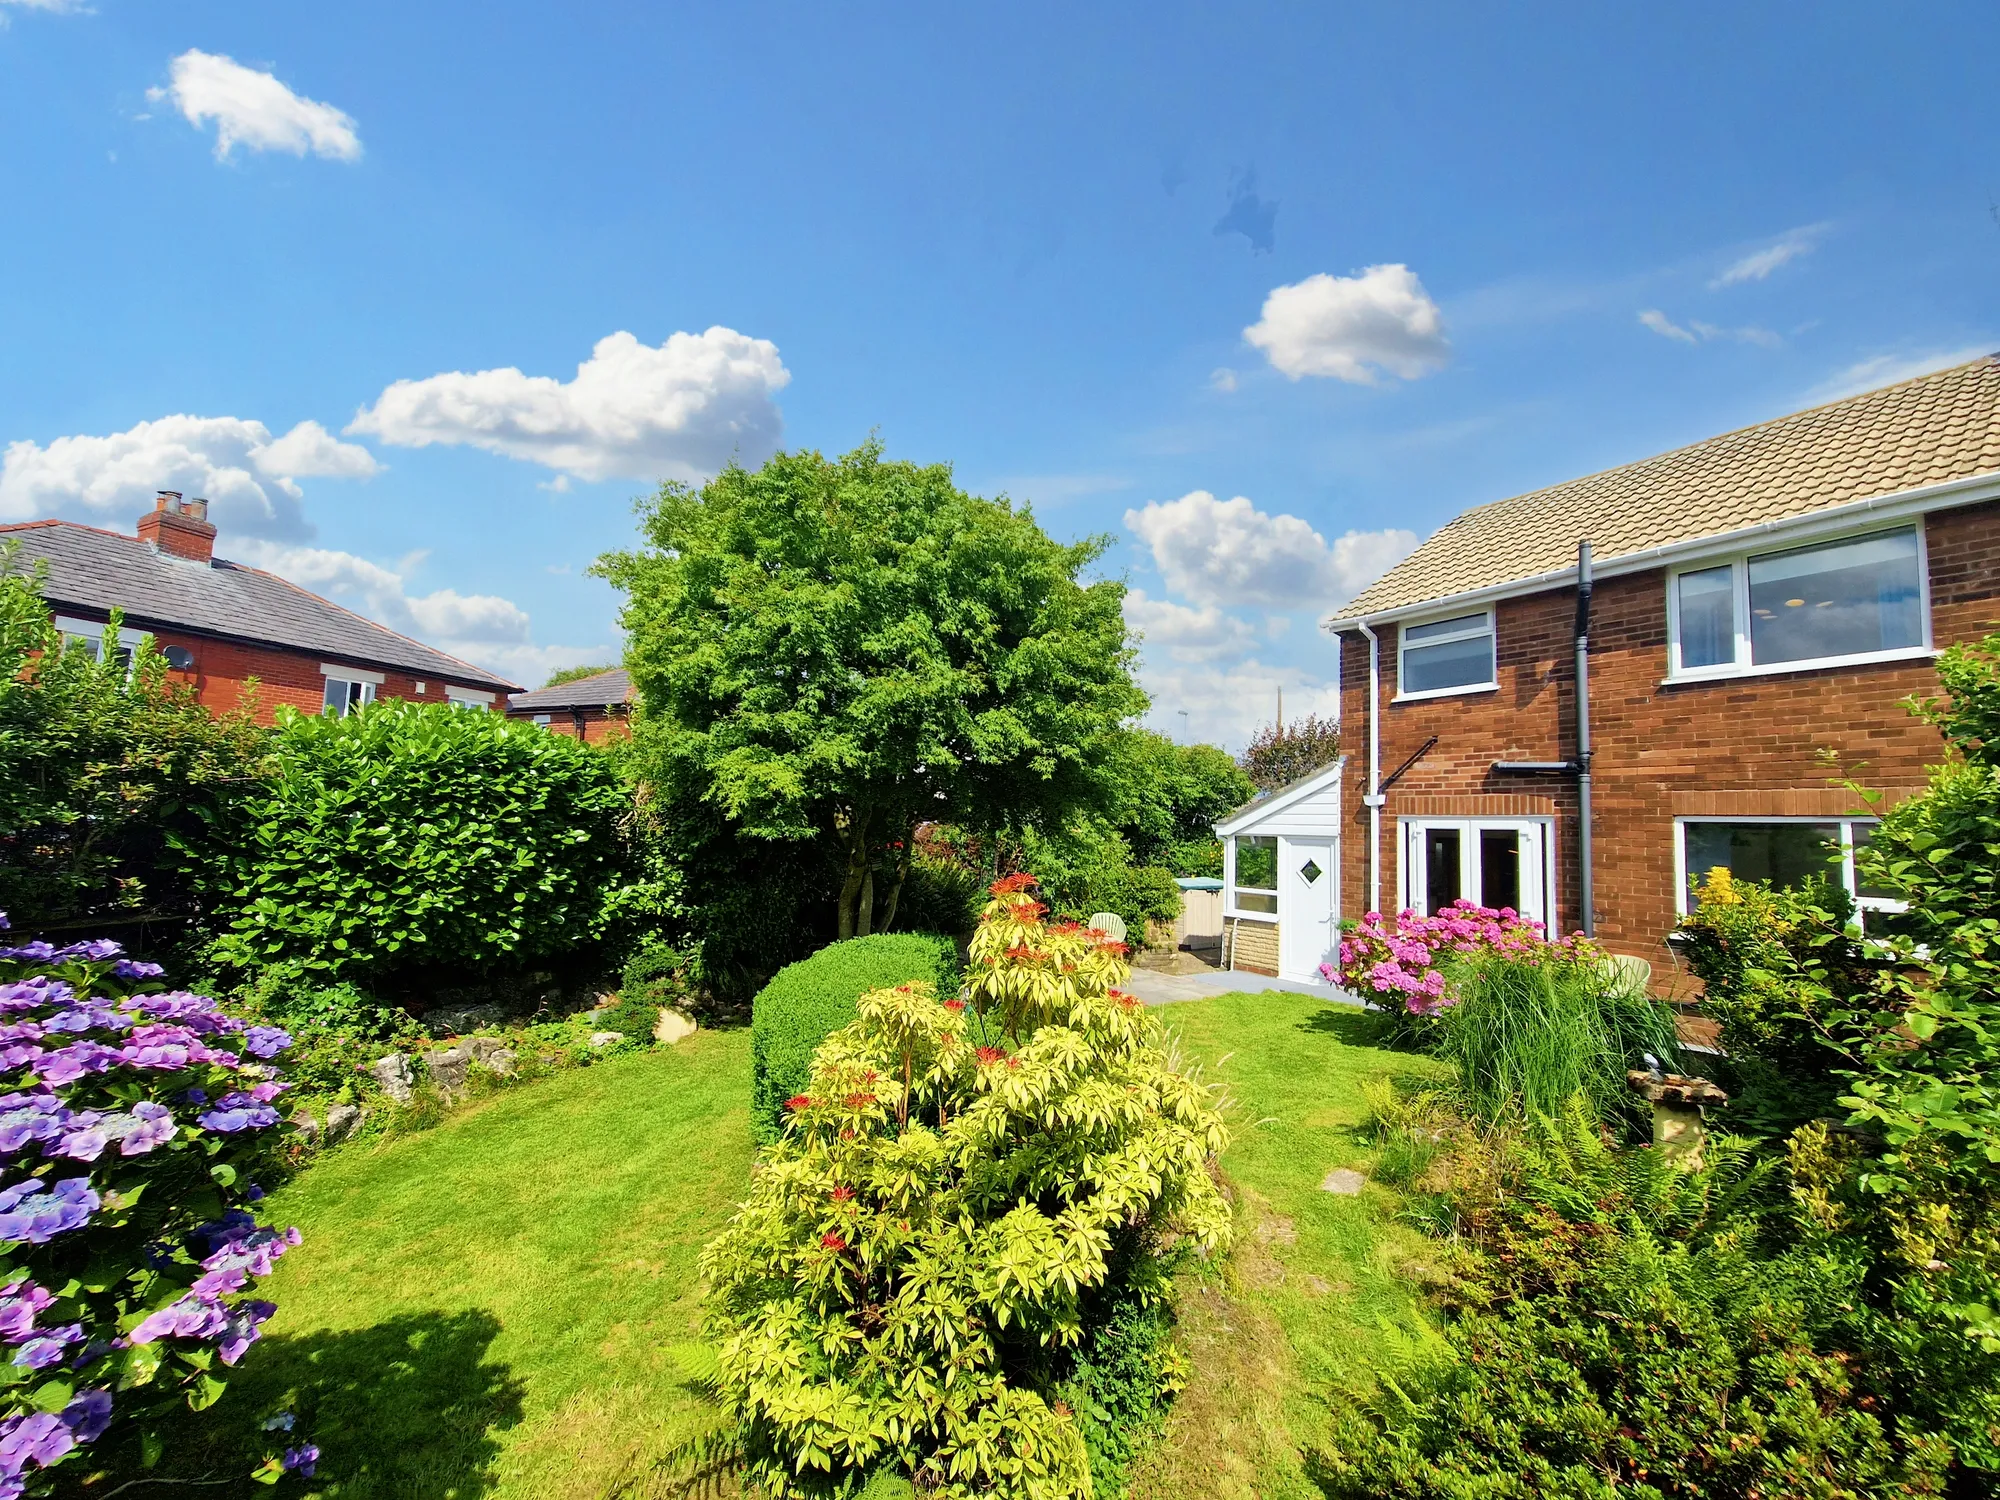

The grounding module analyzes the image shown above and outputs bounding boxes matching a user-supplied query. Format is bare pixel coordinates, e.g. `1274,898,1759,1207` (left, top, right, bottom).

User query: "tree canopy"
596,441,1145,938
542,662,620,688
1240,712,1340,791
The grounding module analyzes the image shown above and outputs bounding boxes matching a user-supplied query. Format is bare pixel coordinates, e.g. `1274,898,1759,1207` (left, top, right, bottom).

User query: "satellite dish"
162,645,195,671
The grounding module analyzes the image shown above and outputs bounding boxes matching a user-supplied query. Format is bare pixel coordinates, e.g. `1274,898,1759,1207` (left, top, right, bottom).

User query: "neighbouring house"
1216,353,2000,986
502,667,634,742
0,492,519,721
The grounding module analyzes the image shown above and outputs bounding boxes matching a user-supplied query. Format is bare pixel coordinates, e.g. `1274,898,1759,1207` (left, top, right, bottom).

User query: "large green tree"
1102,727,1254,872
596,441,1145,938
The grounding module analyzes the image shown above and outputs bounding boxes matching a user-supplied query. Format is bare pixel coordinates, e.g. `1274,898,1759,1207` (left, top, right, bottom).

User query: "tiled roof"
505,667,632,712
1336,353,2000,622
0,520,518,692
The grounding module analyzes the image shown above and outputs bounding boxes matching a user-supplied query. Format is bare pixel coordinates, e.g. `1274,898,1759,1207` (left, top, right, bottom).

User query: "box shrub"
749,934,959,1143
204,702,639,991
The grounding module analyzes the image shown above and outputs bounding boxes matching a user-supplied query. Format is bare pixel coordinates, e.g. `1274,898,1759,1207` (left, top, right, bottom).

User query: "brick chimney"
137,492,216,564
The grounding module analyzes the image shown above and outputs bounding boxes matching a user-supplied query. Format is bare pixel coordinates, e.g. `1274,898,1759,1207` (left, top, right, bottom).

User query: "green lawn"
118,991,1442,1499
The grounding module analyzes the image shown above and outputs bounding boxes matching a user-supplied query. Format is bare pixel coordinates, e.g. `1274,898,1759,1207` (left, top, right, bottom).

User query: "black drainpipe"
1490,540,1594,937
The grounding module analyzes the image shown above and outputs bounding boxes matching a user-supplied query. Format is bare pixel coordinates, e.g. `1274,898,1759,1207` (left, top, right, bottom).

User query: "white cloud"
1710,224,1828,289
349,327,790,483
1135,658,1340,754
1122,588,1257,663
1638,308,1697,344
0,0,91,16
1805,346,1995,405
1208,367,1239,393
1125,490,1417,611
158,50,361,162
0,415,380,540
231,539,611,686
1243,264,1449,383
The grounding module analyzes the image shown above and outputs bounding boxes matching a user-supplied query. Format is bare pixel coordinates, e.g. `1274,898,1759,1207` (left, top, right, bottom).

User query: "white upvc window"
1226,834,1279,917
54,615,149,673
1673,816,1904,918
1395,609,1497,700
445,686,495,710
320,664,383,718
1666,522,1932,681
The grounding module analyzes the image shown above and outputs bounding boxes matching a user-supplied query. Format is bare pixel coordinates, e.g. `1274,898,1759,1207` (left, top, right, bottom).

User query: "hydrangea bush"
1328,900,1558,1014
696,876,1231,1498
0,918,302,1496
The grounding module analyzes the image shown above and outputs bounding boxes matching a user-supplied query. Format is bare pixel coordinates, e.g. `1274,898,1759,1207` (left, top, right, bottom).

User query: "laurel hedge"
748,934,959,1143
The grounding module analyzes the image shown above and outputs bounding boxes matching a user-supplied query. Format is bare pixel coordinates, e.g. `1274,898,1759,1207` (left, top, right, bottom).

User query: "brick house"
1216,354,2000,985
503,668,634,742
0,493,519,721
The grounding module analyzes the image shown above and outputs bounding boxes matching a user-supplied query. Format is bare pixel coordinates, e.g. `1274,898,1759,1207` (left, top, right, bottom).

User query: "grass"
1130,991,1453,1500
104,1027,757,1499
100,990,1446,1499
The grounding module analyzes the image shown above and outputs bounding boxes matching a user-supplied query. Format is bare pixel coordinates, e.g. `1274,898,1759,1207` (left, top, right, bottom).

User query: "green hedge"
750,933,960,1143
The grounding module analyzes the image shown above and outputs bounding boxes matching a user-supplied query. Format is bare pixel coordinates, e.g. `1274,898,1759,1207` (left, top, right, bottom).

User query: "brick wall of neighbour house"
103,625,504,726
1338,497,2000,984
1225,917,1279,976
512,707,630,744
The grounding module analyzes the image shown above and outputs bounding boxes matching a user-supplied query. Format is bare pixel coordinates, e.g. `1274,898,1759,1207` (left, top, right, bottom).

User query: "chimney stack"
137,491,216,565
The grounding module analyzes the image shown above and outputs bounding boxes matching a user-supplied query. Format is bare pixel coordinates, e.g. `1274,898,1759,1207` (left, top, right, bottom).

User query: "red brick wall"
1338,499,2000,978
134,628,504,725
509,708,630,744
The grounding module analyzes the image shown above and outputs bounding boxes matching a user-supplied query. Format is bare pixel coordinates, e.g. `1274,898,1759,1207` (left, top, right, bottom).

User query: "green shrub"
1160,836,1223,879
621,940,687,997
596,989,666,1044
0,551,268,941
205,701,640,990
234,969,426,1103
891,853,985,936
698,886,1230,1497
1436,948,1684,1130
749,933,959,1143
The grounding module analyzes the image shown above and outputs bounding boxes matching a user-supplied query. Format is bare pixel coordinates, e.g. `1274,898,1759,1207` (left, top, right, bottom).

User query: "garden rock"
427,1003,505,1038
466,1036,516,1074
588,1031,625,1050
324,1102,366,1142
289,1111,321,1147
424,1044,473,1099
653,1008,697,1046
370,1053,416,1104
1319,1168,1367,1196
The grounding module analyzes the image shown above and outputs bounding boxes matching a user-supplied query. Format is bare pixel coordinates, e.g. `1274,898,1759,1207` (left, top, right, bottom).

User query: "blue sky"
2,2,1994,746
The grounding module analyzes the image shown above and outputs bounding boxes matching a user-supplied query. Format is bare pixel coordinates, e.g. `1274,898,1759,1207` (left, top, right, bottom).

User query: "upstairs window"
1397,610,1496,698
1669,524,1927,678
1228,835,1278,915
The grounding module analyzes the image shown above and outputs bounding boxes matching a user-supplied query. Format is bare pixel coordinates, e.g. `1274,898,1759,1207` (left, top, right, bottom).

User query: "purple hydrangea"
198,1095,280,1134
193,1222,301,1295
0,980,67,1016
0,1178,98,1245
116,1102,177,1156
0,1410,73,1477
42,1003,130,1035
111,959,165,981
51,940,122,963
11,1323,81,1370
129,1293,227,1345
0,1282,53,1343
61,1390,112,1444
0,945,54,965
282,1443,320,1477
118,994,240,1034
242,1026,293,1059
216,1300,274,1365
35,1042,122,1087
0,1096,69,1157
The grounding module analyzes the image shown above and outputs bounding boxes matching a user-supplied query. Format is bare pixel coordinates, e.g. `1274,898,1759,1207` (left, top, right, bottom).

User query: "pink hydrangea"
1323,900,1571,1015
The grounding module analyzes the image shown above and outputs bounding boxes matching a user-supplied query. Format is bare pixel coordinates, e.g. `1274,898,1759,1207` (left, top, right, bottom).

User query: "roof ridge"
228,560,523,691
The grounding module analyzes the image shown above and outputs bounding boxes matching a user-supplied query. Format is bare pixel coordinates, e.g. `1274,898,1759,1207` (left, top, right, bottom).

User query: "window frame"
1664,519,1934,682
53,614,149,676
1393,607,1499,702
445,686,496,710
1671,815,1905,917
1225,834,1280,919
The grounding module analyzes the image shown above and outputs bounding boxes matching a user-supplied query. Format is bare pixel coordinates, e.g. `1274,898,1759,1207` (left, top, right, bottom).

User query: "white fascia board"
1325,468,2000,634
320,663,386,685
1214,756,1347,837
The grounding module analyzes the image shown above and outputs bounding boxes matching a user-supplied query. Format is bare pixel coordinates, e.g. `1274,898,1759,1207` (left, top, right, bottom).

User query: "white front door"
1279,837,1338,982
1402,819,1552,930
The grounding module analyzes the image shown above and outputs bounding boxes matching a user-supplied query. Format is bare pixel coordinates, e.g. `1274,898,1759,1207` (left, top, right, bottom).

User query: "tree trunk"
877,832,913,933
836,808,873,939
856,867,876,937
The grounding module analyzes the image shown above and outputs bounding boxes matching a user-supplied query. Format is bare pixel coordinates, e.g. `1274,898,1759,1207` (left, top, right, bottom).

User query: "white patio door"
1278,837,1338,982
1402,819,1551,930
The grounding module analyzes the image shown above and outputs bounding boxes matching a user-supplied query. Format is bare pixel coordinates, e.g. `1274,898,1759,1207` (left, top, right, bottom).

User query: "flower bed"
0,919,301,1495
1327,901,1563,1014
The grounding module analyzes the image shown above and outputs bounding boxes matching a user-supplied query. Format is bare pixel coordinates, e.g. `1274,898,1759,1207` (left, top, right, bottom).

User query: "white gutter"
1356,621,1383,914
1326,468,2000,634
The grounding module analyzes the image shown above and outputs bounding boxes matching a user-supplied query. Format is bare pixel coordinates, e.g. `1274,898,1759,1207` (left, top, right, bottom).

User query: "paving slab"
1121,966,1366,1009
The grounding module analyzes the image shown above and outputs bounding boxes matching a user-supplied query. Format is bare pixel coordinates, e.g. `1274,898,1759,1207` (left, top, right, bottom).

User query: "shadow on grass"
1296,1005,1397,1048
77,1310,524,1499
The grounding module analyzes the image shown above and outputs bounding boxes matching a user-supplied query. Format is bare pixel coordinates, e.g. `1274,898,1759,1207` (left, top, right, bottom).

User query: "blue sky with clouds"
2,2,1995,745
